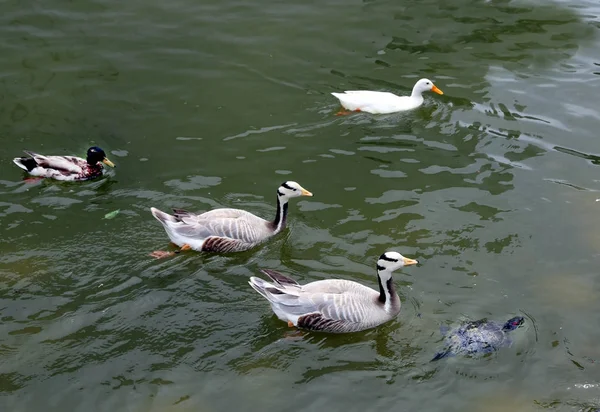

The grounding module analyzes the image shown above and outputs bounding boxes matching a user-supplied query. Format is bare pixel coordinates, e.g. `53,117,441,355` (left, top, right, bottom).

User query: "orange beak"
431,85,444,95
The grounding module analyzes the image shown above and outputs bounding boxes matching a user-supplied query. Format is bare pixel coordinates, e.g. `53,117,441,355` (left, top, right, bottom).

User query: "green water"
2,0,600,410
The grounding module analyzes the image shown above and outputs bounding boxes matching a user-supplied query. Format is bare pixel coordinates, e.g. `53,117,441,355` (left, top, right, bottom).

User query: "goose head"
277,181,313,200
376,251,418,278
411,78,444,97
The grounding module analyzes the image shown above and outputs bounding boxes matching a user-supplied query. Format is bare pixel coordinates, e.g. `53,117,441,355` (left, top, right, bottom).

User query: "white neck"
410,87,424,99
271,195,289,233
377,269,395,312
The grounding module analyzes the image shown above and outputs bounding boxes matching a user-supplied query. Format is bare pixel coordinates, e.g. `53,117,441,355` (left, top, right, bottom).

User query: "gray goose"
150,181,312,258
248,251,418,333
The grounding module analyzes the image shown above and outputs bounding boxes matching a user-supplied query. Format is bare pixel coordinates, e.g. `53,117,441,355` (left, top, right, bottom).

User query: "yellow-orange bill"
403,257,419,266
102,157,116,168
300,188,313,197
431,85,444,95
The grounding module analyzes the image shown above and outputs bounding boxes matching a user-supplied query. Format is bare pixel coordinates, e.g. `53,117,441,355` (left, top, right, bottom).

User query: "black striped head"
277,181,313,199
376,251,419,279
87,146,116,168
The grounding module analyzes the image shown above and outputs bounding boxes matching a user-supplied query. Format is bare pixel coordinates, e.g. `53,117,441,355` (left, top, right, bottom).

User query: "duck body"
331,78,443,114
249,252,419,333
432,316,524,361
12,147,115,181
150,181,312,256
331,91,424,114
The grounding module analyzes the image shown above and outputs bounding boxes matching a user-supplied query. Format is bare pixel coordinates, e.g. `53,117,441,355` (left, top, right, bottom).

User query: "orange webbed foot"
282,329,305,340
150,250,175,259
287,320,295,328
150,244,192,259
23,177,44,183
335,108,362,116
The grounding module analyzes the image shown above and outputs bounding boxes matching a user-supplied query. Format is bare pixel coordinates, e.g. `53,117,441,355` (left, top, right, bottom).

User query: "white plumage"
332,78,443,114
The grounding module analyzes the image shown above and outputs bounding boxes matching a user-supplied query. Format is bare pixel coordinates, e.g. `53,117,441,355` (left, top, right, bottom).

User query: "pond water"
1,0,600,411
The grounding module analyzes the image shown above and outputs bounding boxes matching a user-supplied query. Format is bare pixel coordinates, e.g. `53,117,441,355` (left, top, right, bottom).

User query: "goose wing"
251,273,383,332
170,209,270,244
300,280,380,323
178,208,259,222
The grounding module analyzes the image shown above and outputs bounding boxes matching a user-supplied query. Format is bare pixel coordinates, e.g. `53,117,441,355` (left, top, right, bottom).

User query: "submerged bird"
431,316,525,361
13,146,116,181
150,181,312,258
331,78,443,114
248,251,419,333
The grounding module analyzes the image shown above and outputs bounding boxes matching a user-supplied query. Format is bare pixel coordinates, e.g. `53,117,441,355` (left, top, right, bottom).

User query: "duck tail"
13,156,37,172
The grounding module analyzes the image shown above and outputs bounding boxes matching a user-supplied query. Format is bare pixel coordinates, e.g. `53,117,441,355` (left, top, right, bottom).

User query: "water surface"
1,0,600,411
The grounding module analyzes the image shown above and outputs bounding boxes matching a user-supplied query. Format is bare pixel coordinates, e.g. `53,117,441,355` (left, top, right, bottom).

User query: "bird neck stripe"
271,195,289,233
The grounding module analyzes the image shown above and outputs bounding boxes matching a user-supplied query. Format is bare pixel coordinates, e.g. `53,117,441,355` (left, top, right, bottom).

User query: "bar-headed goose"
150,181,312,258
249,251,419,333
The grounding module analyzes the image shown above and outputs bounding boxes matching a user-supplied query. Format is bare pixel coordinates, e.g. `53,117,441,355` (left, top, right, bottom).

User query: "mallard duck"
12,146,116,181
331,78,443,114
149,181,313,258
248,251,419,333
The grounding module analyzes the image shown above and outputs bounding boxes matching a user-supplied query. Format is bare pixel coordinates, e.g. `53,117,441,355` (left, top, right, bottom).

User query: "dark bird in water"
432,316,524,361
13,146,116,181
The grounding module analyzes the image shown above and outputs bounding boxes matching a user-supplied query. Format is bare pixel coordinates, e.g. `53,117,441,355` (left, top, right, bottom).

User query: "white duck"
249,251,419,333
331,78,443,114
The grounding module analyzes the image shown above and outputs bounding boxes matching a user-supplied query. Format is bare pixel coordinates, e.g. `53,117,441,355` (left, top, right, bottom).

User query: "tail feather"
150,207,178,224
260,269,299,287
249,276,296,300
249,276,305,309
13,157,38,172
248,277,273,300
171,208,193,220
